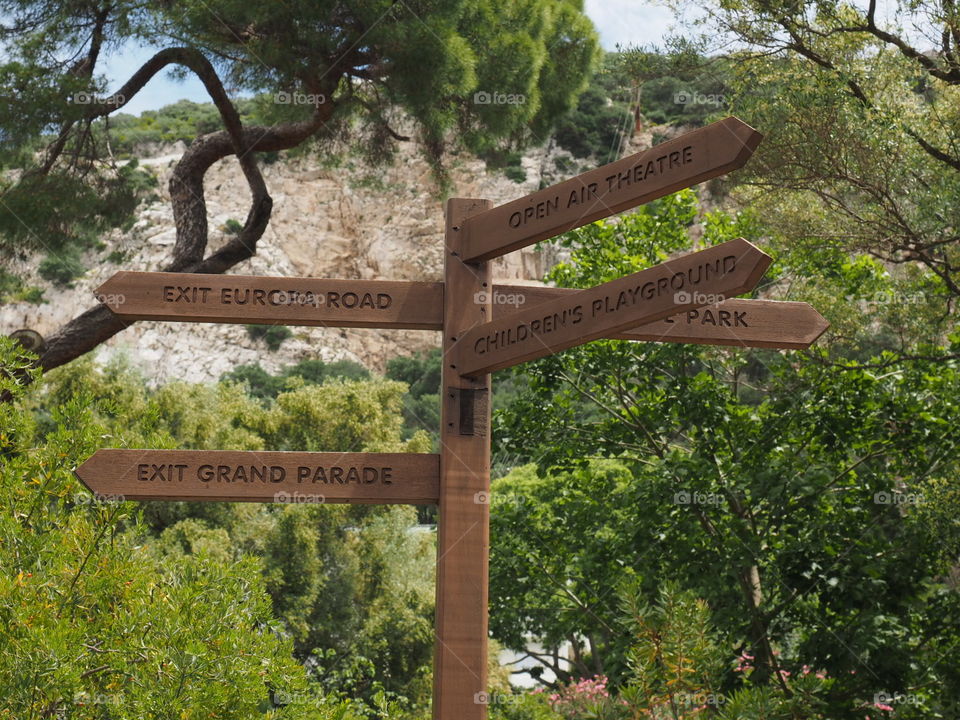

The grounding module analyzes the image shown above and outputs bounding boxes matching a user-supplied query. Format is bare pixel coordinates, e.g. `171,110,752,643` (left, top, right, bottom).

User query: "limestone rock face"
2,138,593,384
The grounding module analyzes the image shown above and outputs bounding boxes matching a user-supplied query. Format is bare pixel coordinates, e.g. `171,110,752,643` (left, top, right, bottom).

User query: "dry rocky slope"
2,133,656,384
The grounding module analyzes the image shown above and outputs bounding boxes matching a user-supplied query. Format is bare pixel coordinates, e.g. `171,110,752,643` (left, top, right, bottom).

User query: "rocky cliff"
2,136,604,384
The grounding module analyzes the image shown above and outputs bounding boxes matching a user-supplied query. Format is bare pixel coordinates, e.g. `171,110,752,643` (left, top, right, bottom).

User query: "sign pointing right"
491,289,829,350
460,116,762,262
453,238,772,376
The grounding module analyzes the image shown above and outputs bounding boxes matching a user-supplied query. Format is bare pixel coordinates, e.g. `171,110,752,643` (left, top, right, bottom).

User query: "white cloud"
584,0,677,51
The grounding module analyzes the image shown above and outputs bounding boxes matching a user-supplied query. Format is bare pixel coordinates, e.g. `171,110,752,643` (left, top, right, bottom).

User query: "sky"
99,1,676,116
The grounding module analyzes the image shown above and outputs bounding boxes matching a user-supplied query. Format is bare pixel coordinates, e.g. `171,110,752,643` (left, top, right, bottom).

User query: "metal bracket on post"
445,387,489,437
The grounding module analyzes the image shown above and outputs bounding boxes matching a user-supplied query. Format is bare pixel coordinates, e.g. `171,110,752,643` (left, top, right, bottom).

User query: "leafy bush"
553,84,632,162
246,324,293,351
223,217,244,235
38,247,85,286
0,339,357,719
0,268,43,303
222,358,371,401
385,348,442,442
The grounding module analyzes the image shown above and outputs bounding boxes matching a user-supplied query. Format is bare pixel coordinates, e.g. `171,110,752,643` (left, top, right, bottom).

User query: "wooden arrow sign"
453,238,772,376
75,449,440,504
90,272,824,350
94,272,442,329
493,288,829,350
460,116,762,262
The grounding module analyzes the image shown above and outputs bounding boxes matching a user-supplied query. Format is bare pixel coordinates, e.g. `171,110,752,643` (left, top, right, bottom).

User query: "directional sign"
460,116,762,262
492,288,829,350
75,449,440,504
453,238,772,376
89,272,827,350
94,272,443,330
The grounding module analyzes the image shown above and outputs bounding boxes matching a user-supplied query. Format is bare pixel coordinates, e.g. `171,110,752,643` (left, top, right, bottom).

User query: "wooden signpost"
77,117,827,720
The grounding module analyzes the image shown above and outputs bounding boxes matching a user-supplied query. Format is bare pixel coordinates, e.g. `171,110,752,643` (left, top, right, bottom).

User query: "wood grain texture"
491,288,829,350
92,271,827,351
455,238,772,376
460,117,762,262
433,199,493,720
95,272,443,329
74,449,439,504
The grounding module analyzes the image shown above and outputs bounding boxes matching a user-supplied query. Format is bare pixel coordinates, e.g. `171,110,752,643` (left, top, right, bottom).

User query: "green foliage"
553,84,632,162
492,193,960,717
669,0,960,304
105,99,267,156
37,246,86,286
385,348,442,442
0,339,356,719
618,584,833,719
0,267,44,303
0,163,156,262
223,218,245,235
223,359,372,402
505,165,527,183
490,693,563,720
247,324,294,351
22,354,437,715
620,583,726,714
551,47,732,165
543,188,707,289
262,378,431,453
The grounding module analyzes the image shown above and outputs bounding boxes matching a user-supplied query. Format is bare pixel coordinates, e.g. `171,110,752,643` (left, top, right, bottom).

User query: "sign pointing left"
75,449,440,504
94,272,442,330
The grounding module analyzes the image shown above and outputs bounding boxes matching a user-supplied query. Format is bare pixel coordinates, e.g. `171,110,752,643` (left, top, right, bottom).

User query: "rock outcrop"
2,138,594,384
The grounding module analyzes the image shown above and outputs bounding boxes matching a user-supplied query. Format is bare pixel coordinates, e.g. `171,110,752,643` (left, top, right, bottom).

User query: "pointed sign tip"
72,460,96,495
92,272,125,304
719,116,764,163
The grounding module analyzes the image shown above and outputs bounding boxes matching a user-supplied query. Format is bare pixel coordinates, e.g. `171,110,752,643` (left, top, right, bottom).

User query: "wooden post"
434,198,493,719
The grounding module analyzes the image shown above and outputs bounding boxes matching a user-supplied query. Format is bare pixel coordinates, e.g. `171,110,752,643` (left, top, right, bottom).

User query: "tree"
490,195,960,718
0,339,361,719
0,0,599,374
25,353,438,713
658,0,960,305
